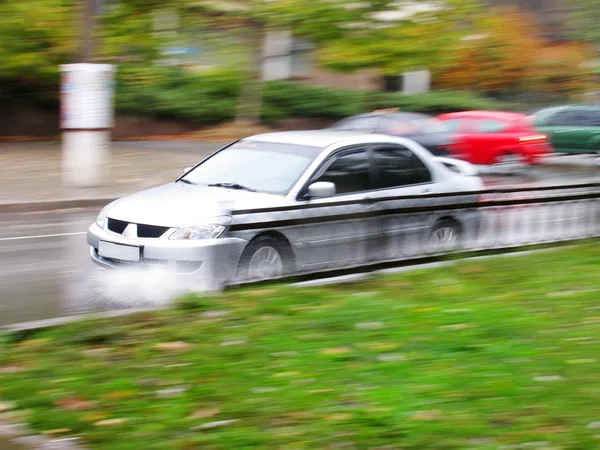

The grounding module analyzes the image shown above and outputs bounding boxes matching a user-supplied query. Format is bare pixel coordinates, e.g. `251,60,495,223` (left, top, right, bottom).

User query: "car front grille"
138,224,171,238
107,218,171,239
107,218,128,234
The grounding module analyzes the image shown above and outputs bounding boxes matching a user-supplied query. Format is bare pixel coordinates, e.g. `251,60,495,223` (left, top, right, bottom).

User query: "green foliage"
113,69,504,125
0,0,186,87
0,0,76,85
317,0,480,75
114,66,243,124
371,90,513,114
569,0,600,45
263,82,368,120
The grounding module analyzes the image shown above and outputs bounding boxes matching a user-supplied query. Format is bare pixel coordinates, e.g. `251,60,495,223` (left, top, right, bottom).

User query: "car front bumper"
87,223,248,287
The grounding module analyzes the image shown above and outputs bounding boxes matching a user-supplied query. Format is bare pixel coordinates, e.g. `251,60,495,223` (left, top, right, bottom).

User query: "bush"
4,65,509,127
113,66,508,125
371,90,513,114
263,82,368,120
115,66,244,125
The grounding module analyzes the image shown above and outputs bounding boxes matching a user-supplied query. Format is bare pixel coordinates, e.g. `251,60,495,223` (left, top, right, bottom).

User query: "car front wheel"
237,235,293,282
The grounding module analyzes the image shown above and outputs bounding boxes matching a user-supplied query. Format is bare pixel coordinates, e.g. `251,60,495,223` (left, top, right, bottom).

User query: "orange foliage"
532,42,595,99
436,7,593,98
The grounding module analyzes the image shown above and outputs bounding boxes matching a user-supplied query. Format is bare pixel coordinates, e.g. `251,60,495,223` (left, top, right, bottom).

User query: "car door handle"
364,197,377,207
420,189,432,195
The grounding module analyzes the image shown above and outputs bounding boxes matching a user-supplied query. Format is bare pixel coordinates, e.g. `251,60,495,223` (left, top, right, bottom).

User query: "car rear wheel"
495,152,528,174
429,219,463,253
237,235,293,282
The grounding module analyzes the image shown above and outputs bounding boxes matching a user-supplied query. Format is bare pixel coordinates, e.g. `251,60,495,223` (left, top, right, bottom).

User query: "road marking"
0,232,86,242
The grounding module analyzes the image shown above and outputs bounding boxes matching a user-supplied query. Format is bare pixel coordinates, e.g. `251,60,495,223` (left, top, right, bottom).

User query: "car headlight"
95,204,111,229
169,217,232,240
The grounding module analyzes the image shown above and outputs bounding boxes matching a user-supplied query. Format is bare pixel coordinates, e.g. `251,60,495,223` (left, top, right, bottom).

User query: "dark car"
530,105,600,155
327,112,458,157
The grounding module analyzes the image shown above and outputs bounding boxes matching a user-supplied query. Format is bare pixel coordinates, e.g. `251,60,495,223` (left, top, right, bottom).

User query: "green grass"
1,245,600,449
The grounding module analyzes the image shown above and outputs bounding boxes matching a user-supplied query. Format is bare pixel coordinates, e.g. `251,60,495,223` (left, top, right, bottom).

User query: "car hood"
106,182,285,227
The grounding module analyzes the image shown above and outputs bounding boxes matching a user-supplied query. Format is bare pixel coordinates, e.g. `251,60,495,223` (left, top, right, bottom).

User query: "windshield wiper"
177,179,194,185
208,182,256,192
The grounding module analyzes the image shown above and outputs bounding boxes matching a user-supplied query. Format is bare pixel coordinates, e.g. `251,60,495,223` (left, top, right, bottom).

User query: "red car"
434,111,552,165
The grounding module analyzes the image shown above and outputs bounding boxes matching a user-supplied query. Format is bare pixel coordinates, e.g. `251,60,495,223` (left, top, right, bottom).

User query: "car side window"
588,111,600,127
372,146,432,189
476,119,508,133
546,110,584,126
311,149,371,195
441,119,461,133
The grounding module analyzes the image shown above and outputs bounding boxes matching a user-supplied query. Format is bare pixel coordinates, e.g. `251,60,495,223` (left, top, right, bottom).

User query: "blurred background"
1,0,599,140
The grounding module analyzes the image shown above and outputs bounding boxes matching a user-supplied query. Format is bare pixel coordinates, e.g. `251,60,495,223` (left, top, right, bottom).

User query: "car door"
556,109,596,154
460,118,515,164
367,144,436,261
583,110,600,153
540,109,588,154
294,146,381,271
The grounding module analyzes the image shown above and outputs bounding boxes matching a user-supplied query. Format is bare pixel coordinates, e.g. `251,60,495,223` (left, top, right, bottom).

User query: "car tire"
495,152,529,174
428,219,463,254
237,235,294,282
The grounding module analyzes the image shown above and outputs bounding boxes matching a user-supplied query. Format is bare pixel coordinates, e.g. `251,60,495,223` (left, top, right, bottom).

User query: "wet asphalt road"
0,210,96,326
0,167,598,327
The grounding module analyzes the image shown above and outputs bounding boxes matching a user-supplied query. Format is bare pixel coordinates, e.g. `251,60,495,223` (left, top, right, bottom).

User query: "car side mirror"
308,182,336,199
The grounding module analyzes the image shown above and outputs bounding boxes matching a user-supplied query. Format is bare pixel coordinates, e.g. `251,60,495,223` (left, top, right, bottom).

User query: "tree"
0,0,480,124
0,0,185,86
184,0,414,124
435,6,595,101
435,7,543,95
0,0,77,86
314,0,479,77
569,0,600,47
531,42,595,101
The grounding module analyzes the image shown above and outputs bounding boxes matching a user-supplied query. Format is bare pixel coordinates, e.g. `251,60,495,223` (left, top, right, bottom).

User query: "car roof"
343,112,431,121
531,105,570,115
561,104,600,111
245,130,369,148
439,110,528,121
531,105,600,118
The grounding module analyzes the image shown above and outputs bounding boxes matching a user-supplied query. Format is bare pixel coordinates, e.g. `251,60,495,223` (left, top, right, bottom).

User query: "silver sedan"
87,131,483,286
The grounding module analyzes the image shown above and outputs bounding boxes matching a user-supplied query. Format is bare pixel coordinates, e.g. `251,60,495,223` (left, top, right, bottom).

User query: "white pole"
60,63,116,187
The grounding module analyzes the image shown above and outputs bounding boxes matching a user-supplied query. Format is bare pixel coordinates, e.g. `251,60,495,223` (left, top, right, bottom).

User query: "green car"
530,105,600,155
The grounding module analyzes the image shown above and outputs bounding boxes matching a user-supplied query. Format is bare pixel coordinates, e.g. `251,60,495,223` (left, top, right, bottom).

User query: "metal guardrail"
227,183,600,288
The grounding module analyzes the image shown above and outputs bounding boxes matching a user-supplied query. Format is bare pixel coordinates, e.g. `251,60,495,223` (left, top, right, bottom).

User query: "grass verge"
1,244,600,449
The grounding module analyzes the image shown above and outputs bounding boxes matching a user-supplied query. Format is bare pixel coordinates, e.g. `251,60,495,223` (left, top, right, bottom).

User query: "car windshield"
180,140,323,195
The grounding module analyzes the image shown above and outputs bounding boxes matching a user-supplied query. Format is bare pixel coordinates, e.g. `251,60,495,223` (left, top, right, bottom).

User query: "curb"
1,307,167,333
0,198,116,214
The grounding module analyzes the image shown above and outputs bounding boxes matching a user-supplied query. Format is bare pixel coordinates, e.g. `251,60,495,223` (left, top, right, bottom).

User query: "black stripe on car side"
231,183,600,215
228,192,599,232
